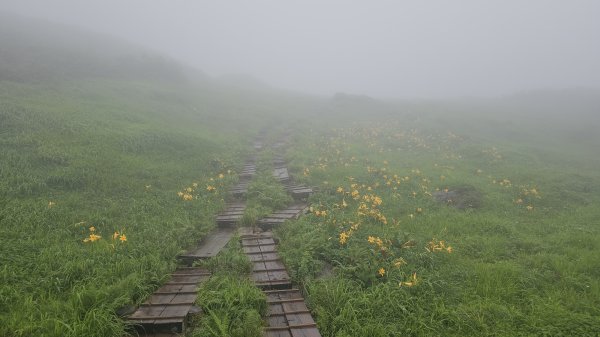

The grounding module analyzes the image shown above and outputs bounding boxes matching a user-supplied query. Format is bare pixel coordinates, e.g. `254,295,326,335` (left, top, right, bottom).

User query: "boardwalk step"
178,228,235,265
126,268,210,334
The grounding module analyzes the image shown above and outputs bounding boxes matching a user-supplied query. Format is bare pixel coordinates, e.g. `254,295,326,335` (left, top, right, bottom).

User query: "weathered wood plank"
178,228,234,262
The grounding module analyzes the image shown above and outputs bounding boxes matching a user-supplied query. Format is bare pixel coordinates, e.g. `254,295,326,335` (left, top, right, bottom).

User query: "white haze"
2,0,600,98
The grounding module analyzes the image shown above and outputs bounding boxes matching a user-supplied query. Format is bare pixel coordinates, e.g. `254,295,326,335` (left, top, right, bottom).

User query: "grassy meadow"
2,14,600,337
0,77,259,336
277,110,600,336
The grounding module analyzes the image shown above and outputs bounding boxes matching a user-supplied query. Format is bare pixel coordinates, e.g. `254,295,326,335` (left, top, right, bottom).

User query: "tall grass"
278,116,600,336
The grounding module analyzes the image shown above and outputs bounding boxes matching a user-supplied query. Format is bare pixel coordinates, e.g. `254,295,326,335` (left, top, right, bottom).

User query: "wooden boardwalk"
177,227,235,266
241,230,292,289
229,177,251,197
272,156,313,199
125,134,321,336
283,183,313,199
216,202,246,226
127,267,210,333
264,289,321,337
258,203,309,229
239,229,321,337
240,162,257,178
273,166,291,182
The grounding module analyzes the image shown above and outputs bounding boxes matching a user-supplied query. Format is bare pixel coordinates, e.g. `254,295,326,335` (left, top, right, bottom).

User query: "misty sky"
2,0,600,98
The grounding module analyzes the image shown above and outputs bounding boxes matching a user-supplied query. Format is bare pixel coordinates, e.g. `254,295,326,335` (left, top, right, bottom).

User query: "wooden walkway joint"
258,203,309,229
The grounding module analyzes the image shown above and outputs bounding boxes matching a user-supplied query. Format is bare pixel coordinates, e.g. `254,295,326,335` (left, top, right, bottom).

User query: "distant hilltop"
0,12,205,83
332,92,375,104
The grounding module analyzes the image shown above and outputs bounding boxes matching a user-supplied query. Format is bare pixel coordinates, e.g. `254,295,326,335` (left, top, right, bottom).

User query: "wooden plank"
171,267,210,275
127,267,209,333
285,313,316,326
179,228,234,260
129,305,169,320
242,238,276,246
266,313,289,328
289,327,322,337
267,298,306,304
253,270,291,284
155,283,197,294
265,330,292,337
266,323,318,331
238,228,273,238
243,244,277,254
160,304,191,319
253,260,286,272
170,274,209,284
247,252,279,262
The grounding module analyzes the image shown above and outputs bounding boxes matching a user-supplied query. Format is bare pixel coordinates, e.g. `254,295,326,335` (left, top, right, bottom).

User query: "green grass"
2,64,600,337
0,79,254,337
6,12,599,337
191,239,266,337
278,118,600,336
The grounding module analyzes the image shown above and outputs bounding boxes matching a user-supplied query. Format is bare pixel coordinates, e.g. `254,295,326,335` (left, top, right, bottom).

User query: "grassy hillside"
0,12,195,83
2,11,600,337
0,14,289,336
278,107,600,336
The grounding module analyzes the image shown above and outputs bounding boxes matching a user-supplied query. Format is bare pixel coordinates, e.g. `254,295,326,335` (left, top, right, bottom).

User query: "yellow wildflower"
206,185,216,192
339,232,349,245
372,196,382,206
426,239,452,253
393,258,407,268
218,173,225,179
83,233,101,243
399,272,418,287
337,187,344,193
119,234,127,242
48,201,56,208
378,268,386,277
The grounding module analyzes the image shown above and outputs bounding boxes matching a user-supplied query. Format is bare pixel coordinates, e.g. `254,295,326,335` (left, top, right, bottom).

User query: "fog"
2,0,600,98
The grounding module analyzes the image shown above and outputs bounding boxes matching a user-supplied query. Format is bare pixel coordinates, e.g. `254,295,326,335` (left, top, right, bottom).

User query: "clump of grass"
243,171,292,222
192,241,266,337
192,276,266,337
201,237,253,276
